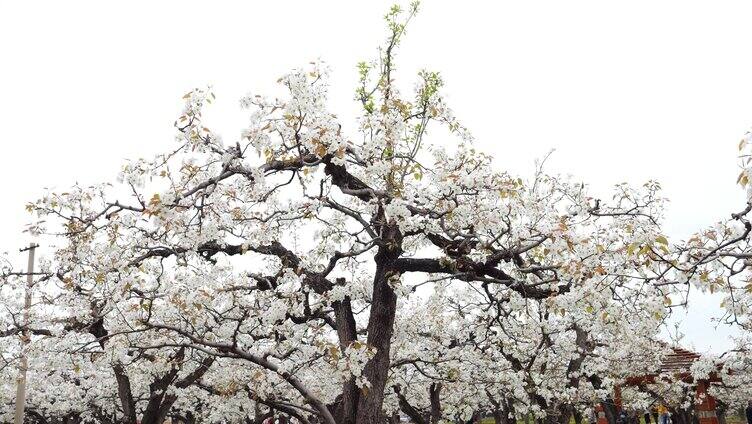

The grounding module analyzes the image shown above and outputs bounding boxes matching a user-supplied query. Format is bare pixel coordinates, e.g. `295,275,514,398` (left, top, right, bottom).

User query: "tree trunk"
545,405,571,424
494,408,515,424
716,401,728,424
332,294,359,424
354,230,401,424
600,399,618,424
668,409,686,424
573,409,583,424
113,365,138,424
429,383,443,424
493,410,503,424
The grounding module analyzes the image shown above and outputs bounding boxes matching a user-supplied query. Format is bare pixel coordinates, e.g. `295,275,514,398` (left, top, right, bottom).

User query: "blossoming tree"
1,3,739,424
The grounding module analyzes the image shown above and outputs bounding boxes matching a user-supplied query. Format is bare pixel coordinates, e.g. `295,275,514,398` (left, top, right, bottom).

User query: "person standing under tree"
657,405,669,424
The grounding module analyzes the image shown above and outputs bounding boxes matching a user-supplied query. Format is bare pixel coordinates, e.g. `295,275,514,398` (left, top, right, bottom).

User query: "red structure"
596,347,721,424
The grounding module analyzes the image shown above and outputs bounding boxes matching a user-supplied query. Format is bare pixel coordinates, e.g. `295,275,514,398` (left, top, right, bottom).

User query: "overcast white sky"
2,1,751,354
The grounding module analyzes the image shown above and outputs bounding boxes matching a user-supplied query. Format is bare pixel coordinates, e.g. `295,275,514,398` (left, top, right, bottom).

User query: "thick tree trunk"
429,383,443,424
545,405,571,424
354,232,401,424
153,394,178,424
113,365,138,424
489,395,515,424
494,409,515,424
332,294,359,424
140,383,175,424
89,318,137,424
140,350,185,424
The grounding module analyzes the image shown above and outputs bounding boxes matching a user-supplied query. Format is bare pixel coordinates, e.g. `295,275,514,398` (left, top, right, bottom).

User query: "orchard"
2,4,752,424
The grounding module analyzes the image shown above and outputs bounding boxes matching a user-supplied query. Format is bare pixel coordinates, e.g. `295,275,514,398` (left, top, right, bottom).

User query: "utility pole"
14,243,37,424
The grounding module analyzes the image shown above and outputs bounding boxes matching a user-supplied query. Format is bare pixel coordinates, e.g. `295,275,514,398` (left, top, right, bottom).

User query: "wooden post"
14,243,36,424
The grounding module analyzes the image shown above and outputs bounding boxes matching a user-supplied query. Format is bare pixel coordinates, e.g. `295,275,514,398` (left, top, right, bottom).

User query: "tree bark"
716,401,728,424
354,227,401,424
332,294,360,424
429,383,442,424
113,365,138,424
573,409,583,424
600,400,618,424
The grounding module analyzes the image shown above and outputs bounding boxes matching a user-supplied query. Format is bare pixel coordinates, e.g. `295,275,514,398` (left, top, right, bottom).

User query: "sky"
2,1,752,354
